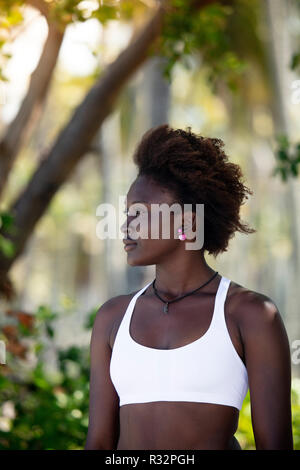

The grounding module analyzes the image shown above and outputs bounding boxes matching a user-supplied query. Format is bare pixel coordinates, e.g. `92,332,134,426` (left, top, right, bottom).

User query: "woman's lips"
124,243,137,252
123,239,138,251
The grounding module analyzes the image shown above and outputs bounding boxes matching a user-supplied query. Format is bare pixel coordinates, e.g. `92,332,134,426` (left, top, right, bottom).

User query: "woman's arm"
84,298,121,450
239,292,293,449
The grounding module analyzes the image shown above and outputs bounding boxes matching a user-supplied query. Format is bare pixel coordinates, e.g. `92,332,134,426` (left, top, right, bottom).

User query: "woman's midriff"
116,401,240,450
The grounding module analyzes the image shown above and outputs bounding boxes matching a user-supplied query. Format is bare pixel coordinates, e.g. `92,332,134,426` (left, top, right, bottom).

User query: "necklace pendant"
163,302,169,314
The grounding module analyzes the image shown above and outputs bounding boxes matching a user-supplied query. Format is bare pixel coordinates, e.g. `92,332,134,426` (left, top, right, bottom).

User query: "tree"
0,0,238,298
2,0,297,299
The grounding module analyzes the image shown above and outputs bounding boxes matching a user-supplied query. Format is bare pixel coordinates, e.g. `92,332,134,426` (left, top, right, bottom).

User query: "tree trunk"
0,19,65,198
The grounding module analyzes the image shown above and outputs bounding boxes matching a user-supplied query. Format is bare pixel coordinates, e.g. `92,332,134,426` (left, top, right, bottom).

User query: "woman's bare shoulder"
91,289,140,346
228,279,282,333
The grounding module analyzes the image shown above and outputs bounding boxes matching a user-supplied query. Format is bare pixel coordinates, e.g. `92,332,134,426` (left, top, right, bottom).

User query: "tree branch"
0,23,65,199
25,0,50,20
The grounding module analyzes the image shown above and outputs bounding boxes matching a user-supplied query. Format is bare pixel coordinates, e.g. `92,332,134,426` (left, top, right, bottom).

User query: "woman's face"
121,175,185,266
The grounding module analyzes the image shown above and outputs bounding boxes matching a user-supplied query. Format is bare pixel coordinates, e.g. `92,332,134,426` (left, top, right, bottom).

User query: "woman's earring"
178,227,186,241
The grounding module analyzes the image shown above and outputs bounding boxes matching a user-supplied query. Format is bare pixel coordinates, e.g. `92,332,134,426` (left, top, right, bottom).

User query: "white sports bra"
110,275,248,411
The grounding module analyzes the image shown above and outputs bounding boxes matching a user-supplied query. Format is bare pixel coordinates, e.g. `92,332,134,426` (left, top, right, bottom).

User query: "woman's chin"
126,255,145,266
125,251,153,267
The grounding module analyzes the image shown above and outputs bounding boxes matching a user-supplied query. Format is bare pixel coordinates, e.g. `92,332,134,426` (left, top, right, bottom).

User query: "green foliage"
160,0,247,88
235,391,255,449
50,0,120,25
83,306,99,330
0,0,134,83
0,0,24,81
273,135,300,181
237,384,300,449
0,305,96,449
0,0,23,25
1,0,250,92
291,381,300,450
0,303,299,449
291,0,300,72
290,52,300,72
0,210,16,257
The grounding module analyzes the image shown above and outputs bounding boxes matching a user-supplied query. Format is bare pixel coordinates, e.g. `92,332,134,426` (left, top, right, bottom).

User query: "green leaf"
84,307,99,330
0,234,15,257
0,210,15,230
276,134,289,150
46,324,55,338
291,52,300,71
91,4,118,24
290,161,299,177
278,149,288,162
36,305,57,322
18,323,32,336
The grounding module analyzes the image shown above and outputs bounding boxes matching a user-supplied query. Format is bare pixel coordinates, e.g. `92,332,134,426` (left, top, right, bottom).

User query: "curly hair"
133,124,256,258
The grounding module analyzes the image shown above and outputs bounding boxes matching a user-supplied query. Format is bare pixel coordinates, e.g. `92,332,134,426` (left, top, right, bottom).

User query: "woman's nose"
120,220,127,235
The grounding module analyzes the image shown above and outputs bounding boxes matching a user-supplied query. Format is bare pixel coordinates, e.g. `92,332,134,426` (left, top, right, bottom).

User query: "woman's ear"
181,210,196,240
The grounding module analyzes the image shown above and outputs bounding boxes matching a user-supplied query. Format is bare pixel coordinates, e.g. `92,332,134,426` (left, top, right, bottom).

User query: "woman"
85,124,293,450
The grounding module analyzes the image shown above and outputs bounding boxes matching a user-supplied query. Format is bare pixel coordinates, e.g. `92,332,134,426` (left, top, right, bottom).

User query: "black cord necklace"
152,271,219,314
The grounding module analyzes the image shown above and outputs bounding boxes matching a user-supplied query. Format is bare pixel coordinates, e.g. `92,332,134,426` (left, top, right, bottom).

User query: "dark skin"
85,175,294,450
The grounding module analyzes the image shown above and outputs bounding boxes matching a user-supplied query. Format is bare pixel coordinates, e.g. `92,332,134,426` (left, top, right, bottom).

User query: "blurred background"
0,0,300,450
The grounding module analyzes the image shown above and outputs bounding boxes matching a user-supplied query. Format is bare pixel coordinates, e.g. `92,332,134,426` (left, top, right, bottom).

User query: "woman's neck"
154,252,218,297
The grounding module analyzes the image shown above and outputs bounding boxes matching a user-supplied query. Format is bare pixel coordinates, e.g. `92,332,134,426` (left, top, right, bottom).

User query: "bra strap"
211,276,231,330
120,280,153,335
